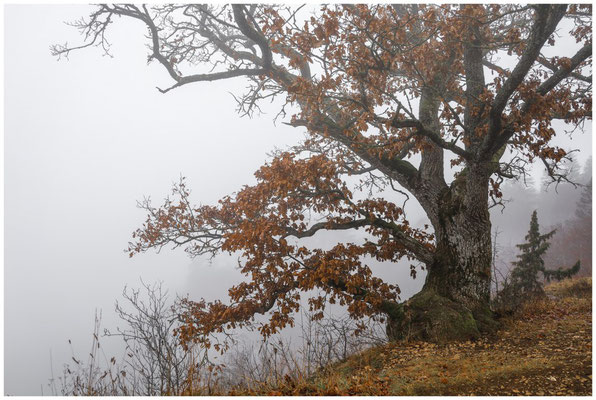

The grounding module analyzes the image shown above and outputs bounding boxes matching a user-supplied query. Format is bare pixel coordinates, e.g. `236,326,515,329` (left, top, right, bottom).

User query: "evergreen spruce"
510,211,556,295
511,210,581,294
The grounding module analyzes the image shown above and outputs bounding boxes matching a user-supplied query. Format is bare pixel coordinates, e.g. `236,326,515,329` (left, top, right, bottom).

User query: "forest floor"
239,277,592,396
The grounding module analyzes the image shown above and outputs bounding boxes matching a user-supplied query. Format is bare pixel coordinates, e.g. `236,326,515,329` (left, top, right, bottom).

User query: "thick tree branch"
283,116,427,210
462,9,486,150
534,43,592,96
284,217,434,265
537,55,592,84
488,42,592,153
387,118,471,160
96,5,272,94
284,219,369,239
231,5,272,71
486,5,567,142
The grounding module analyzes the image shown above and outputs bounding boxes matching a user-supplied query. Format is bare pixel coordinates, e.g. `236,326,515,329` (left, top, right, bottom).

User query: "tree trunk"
386,167,499,342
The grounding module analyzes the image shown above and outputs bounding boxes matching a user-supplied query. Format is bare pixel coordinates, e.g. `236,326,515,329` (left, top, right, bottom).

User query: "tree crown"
54,4,592,348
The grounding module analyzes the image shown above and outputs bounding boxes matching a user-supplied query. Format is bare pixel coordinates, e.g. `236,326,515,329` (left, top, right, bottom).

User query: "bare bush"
219,310,387,390
49,312,129,396
51,285,387,395
50,282,213,395
298,312,387,375
105,281,211,395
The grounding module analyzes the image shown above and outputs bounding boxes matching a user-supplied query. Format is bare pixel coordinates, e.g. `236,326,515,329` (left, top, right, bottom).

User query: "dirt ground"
262,278,592,396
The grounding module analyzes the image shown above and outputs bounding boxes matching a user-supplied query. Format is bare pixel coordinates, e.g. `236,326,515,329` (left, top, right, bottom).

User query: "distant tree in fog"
491,156,591,272
544,178,592,276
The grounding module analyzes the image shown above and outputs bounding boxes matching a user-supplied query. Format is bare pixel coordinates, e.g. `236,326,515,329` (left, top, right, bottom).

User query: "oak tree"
53,4,592,344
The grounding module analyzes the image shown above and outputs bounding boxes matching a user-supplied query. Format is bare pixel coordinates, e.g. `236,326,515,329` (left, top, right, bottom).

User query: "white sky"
3,4,592,395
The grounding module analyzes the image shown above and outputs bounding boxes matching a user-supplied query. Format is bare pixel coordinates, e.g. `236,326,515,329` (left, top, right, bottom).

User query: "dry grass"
545,276,592,298
223,277,592,396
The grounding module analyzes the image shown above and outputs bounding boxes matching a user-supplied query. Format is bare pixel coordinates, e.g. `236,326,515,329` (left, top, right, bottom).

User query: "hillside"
232,278,592,396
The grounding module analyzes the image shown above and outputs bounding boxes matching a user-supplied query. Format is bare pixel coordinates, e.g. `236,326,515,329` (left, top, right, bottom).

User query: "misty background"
4,5,592,395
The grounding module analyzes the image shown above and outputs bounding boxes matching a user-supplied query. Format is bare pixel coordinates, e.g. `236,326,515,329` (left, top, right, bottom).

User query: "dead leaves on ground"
298,292,592,396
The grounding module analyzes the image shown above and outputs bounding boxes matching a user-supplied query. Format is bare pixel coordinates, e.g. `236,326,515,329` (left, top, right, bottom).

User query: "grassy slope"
242,278,592,396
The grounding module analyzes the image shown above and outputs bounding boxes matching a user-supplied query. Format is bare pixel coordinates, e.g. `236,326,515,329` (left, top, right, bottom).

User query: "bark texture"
386,166,498,342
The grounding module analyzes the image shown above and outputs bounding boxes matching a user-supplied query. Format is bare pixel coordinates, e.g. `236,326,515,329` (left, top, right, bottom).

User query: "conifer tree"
575,179,592,221
511,210,580,294
510,211,556,295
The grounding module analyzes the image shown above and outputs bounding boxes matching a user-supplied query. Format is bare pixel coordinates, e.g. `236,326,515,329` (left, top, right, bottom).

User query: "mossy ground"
228,277,592,396
387,288,481,342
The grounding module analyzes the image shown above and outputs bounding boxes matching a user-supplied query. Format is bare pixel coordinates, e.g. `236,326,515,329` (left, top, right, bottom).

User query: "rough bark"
386,165,498,342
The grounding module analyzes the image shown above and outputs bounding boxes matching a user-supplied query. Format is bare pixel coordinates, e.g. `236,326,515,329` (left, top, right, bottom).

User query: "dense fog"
4,5,592,395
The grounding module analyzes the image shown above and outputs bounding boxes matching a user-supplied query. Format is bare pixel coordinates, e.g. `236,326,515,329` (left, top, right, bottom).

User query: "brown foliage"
55,4,592,347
